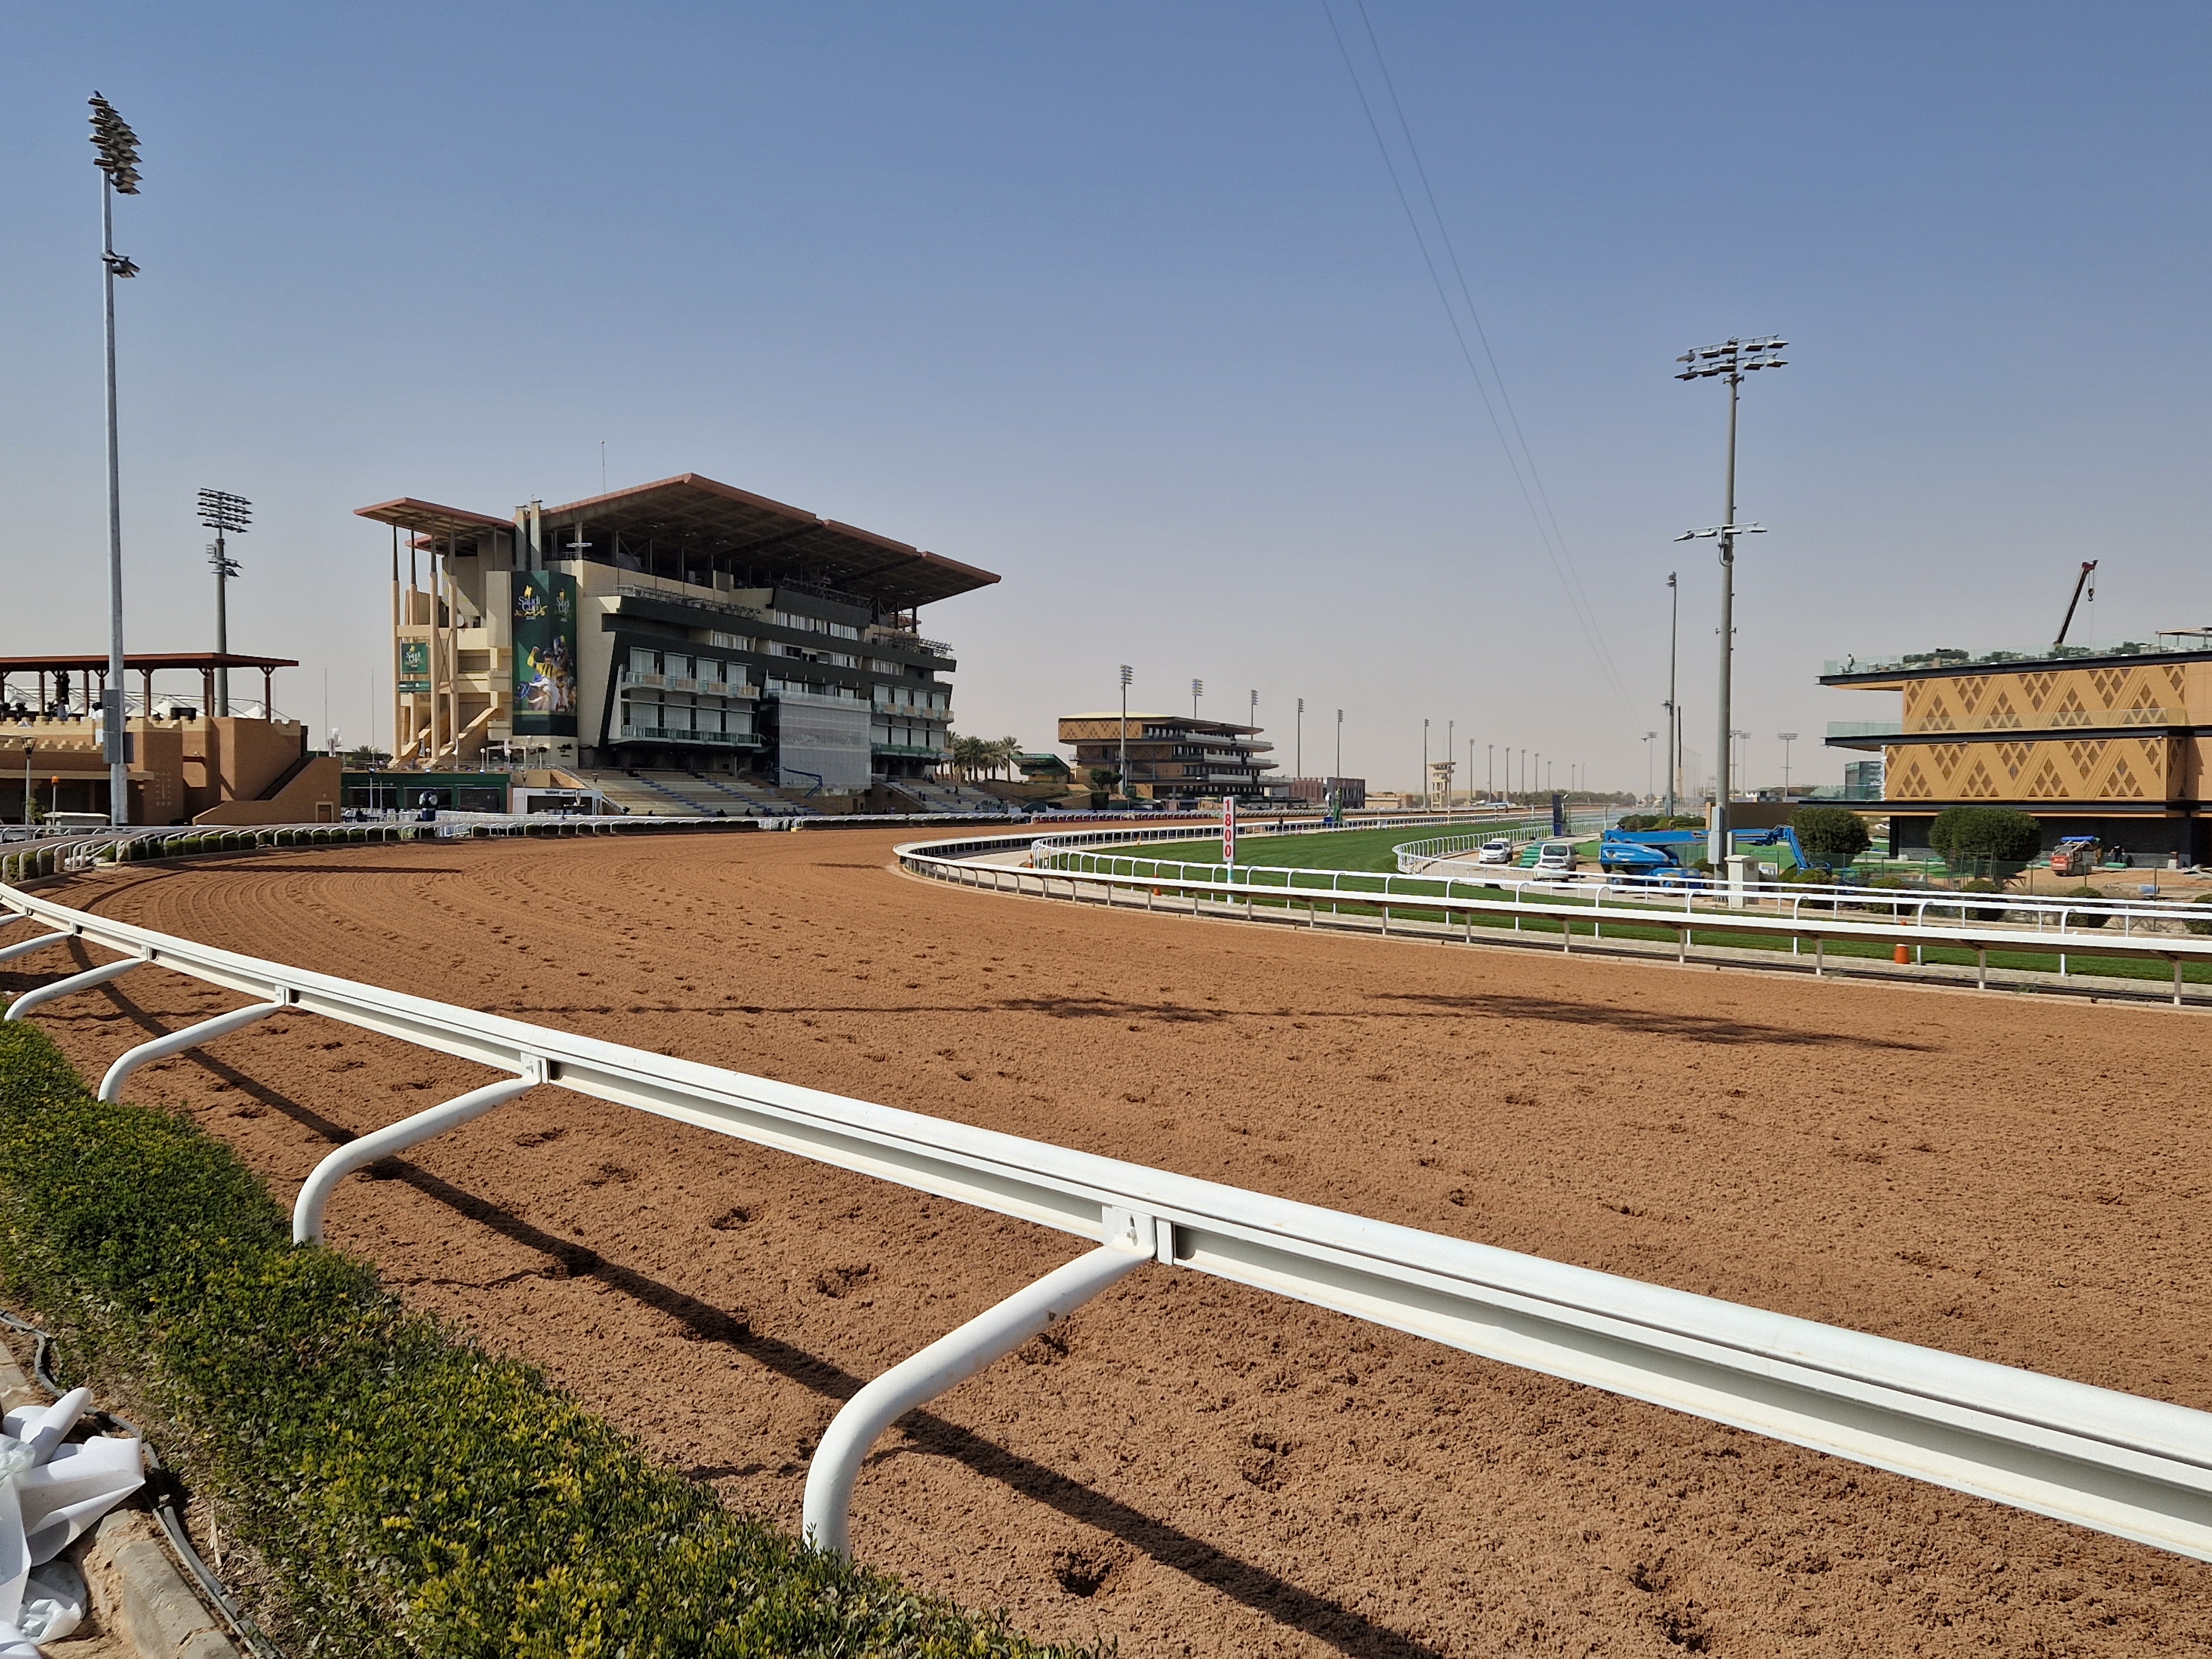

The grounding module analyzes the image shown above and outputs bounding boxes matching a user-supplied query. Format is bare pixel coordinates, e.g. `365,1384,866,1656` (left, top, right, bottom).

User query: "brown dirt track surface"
8,827,2212,1657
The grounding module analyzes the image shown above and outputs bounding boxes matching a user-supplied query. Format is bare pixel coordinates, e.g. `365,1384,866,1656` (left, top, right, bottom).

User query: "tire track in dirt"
8,831,2210,1656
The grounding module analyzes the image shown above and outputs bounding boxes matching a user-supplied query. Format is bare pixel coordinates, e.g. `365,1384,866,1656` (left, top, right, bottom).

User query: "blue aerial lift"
1597,824,1825,878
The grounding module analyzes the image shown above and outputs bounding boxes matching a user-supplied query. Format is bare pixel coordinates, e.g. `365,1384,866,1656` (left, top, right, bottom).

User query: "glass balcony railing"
1825,634,2212,676
617,726,761,747
1827,707,2182,742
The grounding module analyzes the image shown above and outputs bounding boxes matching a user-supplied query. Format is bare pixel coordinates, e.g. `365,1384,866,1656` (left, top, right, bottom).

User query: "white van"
1531,839,1578,877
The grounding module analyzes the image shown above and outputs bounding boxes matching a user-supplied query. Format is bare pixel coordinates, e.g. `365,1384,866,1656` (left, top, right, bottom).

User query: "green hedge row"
0,1019,1086,1658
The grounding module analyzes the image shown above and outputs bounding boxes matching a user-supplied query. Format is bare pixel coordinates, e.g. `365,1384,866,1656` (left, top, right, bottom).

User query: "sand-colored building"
1057,712,1280,800
1822,632,2212,862
0,652,337,826
357,473,993,796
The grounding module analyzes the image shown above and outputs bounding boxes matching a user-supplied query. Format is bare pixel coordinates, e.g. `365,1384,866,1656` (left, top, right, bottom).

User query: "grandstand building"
357,474,998,812
1056,712,1282,801
1822,632,2212,863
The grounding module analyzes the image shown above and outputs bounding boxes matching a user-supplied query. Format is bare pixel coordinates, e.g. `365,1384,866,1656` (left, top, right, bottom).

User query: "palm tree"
948,733,992,781
992,736,1022,780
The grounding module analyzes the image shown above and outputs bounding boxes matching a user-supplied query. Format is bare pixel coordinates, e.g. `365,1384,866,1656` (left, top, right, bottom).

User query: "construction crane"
2054,560,2098,649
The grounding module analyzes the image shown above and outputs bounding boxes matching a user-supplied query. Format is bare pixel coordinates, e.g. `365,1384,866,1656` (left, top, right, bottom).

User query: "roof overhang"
0,653,299,672
355,498,513,543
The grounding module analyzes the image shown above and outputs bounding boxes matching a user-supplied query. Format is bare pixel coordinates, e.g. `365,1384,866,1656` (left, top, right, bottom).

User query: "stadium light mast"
1191,678,1203,720
1644,731,1658,801
1117,664,1132,805
1664,571,1680,819
1295,696,1303,780
1778,731,1798,795
91,92,142,826
1421,718,1429,810
1676,332,1786,864
197,489,251,715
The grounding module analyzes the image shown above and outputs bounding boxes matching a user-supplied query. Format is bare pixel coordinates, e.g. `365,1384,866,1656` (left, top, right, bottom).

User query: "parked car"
1531,839,1578,877
1474,837,1515,865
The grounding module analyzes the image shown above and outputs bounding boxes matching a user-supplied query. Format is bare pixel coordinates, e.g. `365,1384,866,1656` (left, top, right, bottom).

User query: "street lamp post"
198,489,251,716
1644,731,1657,801
1421,718,1429,810
1778,731,1798,795
90,93,142,826
1676,332,1787,865
1295,696,1303,781
1664,571,1679,819
1117,664,1132,804
1486,742,1494,799
1333,708,1343,822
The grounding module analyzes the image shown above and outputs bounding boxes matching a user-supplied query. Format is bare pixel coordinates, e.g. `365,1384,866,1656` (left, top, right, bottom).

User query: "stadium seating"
895,779,1021,815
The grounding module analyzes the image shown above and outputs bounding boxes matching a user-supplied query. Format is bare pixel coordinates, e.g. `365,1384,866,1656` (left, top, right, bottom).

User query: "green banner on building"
512,572,580,736
398,640,431,693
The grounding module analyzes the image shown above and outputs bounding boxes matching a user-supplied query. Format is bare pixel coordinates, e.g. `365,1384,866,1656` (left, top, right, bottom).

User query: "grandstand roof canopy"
357,472,999,610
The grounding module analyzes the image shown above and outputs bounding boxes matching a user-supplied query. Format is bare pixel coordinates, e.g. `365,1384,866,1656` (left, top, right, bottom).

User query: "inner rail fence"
2,842,2210,1573
1001,826,2212,1006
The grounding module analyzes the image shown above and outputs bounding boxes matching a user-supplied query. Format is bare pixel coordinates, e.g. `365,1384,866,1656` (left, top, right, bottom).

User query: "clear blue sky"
4,3,2208,794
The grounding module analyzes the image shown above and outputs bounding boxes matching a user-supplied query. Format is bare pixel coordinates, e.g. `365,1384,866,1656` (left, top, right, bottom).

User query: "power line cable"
1352,1,1605,668
1320,1,1634,717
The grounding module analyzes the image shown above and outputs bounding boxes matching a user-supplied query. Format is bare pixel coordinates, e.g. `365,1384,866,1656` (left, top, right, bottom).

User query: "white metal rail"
998,831,2212,1003
1394,833,2212,938
4,868,2212,1570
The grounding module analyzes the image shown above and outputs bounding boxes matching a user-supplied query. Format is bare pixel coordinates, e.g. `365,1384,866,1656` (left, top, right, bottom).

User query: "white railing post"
804,1222,1154,1557
98,996,286,1101
293,1068,541,1245
3,954,142,1021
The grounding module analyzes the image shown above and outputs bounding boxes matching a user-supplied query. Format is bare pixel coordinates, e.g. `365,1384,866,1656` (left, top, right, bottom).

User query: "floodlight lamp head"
87,94,142,194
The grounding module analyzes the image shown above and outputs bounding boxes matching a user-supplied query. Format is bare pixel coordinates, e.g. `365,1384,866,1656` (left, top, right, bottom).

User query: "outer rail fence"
0,868,2205,1573
0,807,1209,886
942,829,2212,1006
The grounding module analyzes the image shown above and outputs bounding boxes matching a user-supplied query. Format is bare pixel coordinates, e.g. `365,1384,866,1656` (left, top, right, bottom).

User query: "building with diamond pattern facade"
1822,634,2212,864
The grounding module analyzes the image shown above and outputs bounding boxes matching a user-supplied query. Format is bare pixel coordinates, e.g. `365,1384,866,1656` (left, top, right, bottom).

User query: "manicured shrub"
1791,806,1870,868
0,1021,1084,1659
1929,807,2042,870
2184,894,2212,937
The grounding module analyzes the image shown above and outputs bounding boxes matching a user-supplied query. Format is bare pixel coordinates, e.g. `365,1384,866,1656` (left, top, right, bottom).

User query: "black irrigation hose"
0,1308,284,1659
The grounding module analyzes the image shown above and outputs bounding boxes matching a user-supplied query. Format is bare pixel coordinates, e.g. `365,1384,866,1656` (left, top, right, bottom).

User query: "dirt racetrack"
9,826,2212,1657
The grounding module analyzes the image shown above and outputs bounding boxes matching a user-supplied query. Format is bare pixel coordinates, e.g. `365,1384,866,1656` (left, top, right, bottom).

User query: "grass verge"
0,1017,1089,1659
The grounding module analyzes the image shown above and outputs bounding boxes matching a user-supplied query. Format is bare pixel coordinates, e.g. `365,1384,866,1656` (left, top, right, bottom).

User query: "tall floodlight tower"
1778,731,1798,795
1295,696,1305,779
90,93,143,825
1117,664,1133,803
198,490,251,714
1664,571,1679,818
1675,333,1786,865
1191,678,1203,720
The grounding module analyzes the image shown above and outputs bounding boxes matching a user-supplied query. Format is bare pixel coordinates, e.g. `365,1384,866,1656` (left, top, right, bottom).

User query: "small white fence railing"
3,864,2211,1573
968,828,2212,1004
1391,846,2212,943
